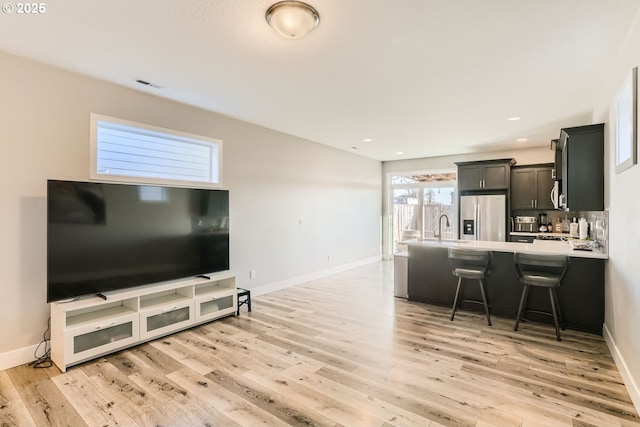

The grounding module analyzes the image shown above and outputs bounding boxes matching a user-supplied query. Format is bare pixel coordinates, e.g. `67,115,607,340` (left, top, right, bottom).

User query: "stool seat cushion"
453,267,485,279
521,272,561,288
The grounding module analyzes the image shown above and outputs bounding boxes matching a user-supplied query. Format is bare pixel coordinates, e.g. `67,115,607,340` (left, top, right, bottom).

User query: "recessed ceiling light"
363,138,373,142
517,138,528,142
396,151,404,155
508,116,521,121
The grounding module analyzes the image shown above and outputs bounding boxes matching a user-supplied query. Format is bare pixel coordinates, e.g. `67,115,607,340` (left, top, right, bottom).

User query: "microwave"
550,180,565,210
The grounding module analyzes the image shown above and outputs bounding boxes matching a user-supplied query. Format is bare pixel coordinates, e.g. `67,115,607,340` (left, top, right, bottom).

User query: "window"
90,114,222,187
390,171,456,253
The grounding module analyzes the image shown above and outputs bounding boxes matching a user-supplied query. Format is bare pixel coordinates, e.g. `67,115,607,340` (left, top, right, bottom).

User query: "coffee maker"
539,213,548,232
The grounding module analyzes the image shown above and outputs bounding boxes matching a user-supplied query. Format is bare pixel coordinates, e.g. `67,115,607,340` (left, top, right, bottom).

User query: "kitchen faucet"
436,214,450,243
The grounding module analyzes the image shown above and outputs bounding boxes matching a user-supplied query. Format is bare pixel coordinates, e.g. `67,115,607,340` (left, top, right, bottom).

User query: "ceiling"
1,0,639,161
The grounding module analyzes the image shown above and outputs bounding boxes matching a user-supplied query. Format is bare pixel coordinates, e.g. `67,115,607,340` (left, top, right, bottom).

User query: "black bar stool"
237,288,251,315
513,252,569,341
447,248,492,326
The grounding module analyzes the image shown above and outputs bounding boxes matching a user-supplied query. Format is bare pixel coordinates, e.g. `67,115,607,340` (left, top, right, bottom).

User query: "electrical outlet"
249,270,256,279
327,255,332,262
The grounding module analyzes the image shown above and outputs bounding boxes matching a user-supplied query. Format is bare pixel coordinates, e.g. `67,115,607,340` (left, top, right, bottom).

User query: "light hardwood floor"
1,260,638,426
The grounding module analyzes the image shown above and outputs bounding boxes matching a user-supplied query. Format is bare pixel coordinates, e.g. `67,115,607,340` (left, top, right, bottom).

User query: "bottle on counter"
555,218,563,233
579,216,588,239
569,217,579,238
562,215,570,233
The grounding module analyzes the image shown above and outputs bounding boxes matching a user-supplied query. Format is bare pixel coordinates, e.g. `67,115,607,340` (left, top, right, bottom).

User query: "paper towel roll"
579,217,588,239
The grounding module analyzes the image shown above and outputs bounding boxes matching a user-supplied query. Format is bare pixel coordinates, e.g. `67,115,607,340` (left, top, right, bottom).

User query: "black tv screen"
47,180,229,302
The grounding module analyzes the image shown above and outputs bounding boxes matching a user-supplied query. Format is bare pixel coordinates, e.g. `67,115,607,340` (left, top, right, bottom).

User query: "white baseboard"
0,343,40,372
250,256,381,297
603,323,640,412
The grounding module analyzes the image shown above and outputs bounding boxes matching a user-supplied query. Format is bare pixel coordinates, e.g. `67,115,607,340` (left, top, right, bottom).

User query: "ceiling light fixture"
266,1,320,39
396,151,404,155
363,138,373,142
508,116,521,121
517,138,528,142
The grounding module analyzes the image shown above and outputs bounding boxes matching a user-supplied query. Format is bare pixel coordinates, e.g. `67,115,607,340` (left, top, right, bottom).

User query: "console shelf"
51,271,236,372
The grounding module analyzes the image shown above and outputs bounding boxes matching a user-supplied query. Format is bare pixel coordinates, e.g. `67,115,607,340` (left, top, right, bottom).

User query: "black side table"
237,288,251,315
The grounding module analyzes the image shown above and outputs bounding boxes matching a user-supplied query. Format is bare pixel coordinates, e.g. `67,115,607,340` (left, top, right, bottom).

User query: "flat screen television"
47,180,229,302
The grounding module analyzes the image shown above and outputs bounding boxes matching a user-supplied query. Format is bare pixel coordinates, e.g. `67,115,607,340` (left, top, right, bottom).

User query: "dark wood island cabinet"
407,242,605,335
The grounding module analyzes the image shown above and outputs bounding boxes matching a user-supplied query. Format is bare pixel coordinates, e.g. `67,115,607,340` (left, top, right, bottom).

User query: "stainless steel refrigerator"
459,194,506,241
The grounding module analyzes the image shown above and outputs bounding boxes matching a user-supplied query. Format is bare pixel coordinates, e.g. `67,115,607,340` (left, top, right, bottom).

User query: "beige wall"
0,52,381,367
592,10,640,410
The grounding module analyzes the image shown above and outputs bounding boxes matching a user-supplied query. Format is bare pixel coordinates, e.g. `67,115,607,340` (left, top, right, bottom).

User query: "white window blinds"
90,114,222,187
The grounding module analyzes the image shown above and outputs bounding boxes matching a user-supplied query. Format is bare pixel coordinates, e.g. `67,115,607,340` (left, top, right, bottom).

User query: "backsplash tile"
533,210,608,254
583,210,608,254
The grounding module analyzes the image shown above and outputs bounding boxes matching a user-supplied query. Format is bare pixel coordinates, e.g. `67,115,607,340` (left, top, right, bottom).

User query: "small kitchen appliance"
538,213,548,232
514,216,538,233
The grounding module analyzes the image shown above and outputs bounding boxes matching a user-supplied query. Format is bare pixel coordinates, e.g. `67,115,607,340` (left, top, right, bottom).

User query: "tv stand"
50,271,236,372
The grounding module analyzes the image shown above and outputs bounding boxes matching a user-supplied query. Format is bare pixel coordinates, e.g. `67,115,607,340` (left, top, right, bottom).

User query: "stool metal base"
450,277,492,326
513,285,564,341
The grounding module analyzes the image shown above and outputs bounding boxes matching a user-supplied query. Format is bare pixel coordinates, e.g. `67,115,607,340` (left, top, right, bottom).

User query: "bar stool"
447,248,492,326
513,252,569,341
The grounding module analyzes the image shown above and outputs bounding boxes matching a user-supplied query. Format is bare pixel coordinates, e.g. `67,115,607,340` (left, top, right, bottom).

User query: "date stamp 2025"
2,2,46,14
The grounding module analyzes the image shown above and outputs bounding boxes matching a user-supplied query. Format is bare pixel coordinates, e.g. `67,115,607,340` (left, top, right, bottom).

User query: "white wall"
592,10,640,410
381,146,553,257
0,52,381,368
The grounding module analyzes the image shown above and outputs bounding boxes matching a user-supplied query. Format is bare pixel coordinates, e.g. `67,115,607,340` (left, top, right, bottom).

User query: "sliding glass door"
390,172,456,253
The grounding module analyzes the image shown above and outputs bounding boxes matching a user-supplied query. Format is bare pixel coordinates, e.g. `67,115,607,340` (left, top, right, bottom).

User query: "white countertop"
404,238,608,259
510,231,570,237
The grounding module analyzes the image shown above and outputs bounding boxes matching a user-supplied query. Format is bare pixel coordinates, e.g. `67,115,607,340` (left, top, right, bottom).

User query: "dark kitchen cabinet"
510,235,535,243
557,124,604,211
456,159,515,191
511,164,554,209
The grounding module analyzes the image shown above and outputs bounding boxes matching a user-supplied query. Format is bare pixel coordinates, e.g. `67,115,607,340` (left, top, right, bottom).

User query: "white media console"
50,271,237,372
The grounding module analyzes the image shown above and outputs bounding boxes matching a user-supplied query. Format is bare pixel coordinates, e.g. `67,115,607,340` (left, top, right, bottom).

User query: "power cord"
30,316,52,368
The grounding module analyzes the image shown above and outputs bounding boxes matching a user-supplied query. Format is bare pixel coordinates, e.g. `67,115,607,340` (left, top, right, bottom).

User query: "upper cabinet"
557,124,604,211
456,159,515,191
511,164,554,210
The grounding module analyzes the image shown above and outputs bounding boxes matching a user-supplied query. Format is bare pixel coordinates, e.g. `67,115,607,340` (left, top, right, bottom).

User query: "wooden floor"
1,260,639,427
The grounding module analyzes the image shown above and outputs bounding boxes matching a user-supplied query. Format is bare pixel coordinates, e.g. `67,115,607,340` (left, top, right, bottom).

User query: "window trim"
89,113,223,188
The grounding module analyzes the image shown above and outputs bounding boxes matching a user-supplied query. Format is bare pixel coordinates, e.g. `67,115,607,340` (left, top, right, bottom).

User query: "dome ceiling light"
266,1,320,39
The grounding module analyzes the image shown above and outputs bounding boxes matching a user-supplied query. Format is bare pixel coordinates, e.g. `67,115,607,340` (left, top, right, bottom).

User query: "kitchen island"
406,239,606,334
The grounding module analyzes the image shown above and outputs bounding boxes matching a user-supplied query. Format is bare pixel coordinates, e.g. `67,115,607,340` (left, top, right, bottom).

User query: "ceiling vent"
134,79,162,89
